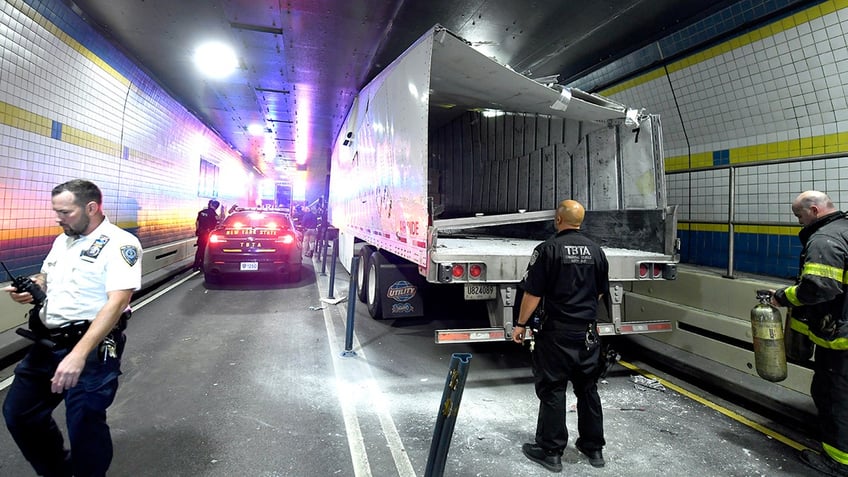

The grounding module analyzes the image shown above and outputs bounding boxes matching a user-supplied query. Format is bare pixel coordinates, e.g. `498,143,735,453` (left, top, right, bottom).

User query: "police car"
203,208,303,284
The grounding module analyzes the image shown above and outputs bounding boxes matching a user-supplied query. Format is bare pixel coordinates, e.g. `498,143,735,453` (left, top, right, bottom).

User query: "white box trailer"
328,25,679,343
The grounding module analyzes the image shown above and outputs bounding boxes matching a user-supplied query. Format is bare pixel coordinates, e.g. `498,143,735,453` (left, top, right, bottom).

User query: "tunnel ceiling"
67,0,747,194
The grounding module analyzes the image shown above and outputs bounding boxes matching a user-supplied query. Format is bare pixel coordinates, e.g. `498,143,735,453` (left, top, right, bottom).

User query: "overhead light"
194,41,238,79
246,124,265,136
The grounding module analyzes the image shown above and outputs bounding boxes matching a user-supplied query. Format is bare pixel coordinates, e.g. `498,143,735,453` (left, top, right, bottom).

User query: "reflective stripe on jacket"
776,211,848,350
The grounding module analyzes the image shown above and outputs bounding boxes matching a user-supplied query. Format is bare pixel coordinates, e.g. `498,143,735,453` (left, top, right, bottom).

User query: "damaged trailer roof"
427,26,639,127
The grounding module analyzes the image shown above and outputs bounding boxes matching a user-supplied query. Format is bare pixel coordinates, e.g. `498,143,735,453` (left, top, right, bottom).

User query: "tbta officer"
512,199,609,473
193,199,220,270
771,190,848,476
3,179,142,477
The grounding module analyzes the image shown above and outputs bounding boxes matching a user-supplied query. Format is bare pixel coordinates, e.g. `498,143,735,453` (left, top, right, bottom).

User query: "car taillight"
209,233,225,243
276,233,295,244
452,264,465,279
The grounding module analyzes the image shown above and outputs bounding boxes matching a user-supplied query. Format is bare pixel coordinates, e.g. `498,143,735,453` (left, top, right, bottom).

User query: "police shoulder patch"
121,245,139,266
529,249,539,266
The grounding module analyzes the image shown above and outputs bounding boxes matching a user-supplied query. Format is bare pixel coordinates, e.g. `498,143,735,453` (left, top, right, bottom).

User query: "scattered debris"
321,295,347,305
308,305,326,311
630,375,666,392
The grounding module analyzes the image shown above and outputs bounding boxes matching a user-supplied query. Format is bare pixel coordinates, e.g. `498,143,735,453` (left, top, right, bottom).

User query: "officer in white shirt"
3,179,142,477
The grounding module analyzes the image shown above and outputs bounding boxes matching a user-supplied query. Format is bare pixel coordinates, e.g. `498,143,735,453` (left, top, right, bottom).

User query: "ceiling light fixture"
194,41,238,79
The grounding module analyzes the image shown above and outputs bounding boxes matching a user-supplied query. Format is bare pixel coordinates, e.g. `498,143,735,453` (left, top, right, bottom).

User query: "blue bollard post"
424,353,472,477
320,237,328,275
327,238,339,299
341,254,359,357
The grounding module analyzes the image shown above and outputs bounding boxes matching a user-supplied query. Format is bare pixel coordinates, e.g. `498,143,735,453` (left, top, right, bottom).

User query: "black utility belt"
17,311,130,350
16,320,90,350
46,320,91,347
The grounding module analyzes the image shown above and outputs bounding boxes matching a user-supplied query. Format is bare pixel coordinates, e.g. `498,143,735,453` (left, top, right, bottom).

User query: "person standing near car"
300,205,319,258
512,199,609,473
2,179,142,477
193,199,220,270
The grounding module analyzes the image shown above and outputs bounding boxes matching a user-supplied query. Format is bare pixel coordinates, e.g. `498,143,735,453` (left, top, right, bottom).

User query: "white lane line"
321,305,373,477
131,272,199,310
317,273,416,477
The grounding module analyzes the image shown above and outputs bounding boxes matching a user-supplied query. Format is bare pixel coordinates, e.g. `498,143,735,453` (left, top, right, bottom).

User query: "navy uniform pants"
3,333,125,477
531,327,605,454
812,346,848,465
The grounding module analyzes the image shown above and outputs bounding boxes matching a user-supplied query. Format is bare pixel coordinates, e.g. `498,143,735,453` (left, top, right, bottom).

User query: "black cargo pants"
812,346,848,465
531,326,605,454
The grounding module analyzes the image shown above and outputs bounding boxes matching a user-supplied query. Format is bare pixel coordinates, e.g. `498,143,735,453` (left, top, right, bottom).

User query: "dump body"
328,25,678,340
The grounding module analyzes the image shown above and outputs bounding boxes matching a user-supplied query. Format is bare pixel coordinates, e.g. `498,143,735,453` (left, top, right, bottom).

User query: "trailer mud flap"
374,255,425,319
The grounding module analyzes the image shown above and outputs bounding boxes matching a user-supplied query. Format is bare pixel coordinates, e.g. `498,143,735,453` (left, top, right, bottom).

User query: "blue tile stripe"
678,229,800,278
50,120,62,140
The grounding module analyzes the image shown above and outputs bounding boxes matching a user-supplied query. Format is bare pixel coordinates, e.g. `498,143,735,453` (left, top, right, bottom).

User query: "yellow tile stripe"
666,130,848,171
679,222,800,236
601,0,841,96
62,124,123,157
0,102,52,137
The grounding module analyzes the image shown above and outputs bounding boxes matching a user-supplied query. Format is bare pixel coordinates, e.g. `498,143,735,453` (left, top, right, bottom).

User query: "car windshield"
222,212,291,230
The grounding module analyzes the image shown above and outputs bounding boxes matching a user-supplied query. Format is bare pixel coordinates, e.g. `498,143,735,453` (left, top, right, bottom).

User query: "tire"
365,251,384,320
356,245,375,303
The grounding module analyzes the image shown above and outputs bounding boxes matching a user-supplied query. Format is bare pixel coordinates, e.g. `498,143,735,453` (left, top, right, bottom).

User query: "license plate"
464,284,496,300
240,262,259,271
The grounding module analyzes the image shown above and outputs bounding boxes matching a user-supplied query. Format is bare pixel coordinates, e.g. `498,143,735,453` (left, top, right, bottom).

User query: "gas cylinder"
750,290,787,382
784,307,815,362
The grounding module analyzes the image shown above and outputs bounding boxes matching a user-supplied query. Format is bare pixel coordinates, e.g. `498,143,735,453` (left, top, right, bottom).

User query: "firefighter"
772,190,848,476
512,199,609,472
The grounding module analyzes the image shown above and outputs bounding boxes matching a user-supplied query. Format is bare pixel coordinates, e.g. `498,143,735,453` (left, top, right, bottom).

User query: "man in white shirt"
3,179,142,477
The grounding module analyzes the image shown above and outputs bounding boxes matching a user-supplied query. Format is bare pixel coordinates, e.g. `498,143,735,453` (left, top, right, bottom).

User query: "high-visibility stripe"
801,262,846,282
784,286,802,306
794,318,848,350
823,442,848,465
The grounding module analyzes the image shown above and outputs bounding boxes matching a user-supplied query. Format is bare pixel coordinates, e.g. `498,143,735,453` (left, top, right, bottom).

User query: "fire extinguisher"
750,290,787,382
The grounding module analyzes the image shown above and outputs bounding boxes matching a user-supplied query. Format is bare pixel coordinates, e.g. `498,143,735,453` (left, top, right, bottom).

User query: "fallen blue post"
424,353,472,477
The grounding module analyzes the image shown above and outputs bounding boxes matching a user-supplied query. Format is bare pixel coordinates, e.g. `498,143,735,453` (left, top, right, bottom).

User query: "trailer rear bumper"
434,320,673,344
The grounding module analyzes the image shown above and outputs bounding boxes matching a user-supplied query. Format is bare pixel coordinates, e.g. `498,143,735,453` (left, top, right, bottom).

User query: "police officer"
3,179,142,477
771,190,848,476
193,199,220,270
512,199,609,473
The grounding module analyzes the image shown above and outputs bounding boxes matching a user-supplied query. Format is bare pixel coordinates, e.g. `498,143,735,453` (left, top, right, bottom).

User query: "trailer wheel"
356,245,375,303
365,251,384,319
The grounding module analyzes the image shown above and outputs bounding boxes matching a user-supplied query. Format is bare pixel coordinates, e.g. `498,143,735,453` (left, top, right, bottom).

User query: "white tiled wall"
610,2,848,225
0,0,251,270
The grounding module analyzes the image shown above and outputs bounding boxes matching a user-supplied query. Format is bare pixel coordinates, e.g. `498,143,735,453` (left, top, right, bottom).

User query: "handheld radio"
2,262,46,306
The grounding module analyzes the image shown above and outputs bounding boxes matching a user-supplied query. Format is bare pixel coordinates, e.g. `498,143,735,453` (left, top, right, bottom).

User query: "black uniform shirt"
196,207,218,235
523,229,610,323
